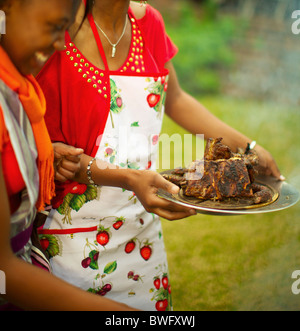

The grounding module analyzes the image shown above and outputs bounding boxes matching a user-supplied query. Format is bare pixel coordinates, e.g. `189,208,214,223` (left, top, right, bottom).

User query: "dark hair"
82,0,94,22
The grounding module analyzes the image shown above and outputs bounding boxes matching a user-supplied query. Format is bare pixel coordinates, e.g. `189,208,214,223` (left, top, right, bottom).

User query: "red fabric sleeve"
137,5,178,71
36,53,66,144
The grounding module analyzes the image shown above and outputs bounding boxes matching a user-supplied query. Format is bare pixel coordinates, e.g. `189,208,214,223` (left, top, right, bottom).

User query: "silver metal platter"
158,171,300,216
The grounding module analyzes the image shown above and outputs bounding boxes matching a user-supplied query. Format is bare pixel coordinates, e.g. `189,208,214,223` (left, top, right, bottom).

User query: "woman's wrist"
121,168,141,192
87,158,140,191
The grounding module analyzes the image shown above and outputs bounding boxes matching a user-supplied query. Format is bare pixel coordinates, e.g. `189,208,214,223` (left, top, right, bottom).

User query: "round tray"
158,171,300,216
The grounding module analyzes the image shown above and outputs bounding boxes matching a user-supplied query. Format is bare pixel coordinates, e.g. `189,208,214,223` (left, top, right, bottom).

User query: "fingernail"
279,175,286,181
171,186,179,194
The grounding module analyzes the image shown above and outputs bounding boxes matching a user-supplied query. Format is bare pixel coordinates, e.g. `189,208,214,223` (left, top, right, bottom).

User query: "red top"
37,5,177,157
0,108,25,213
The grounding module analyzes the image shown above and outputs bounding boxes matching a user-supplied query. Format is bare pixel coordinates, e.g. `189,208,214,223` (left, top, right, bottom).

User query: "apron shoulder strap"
87,13,109,71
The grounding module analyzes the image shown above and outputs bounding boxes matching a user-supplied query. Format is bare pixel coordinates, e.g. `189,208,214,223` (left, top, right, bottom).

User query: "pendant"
112,45,116,58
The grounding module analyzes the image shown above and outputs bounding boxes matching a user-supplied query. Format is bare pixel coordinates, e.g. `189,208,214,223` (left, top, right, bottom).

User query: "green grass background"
151,1,300,311
159,96,300,311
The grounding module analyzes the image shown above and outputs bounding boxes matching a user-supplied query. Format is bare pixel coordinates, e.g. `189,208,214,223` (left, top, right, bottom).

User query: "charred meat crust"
163,138,272,205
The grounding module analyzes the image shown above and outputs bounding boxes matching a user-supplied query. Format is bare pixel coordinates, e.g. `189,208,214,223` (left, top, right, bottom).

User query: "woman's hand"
127,170,197,221
52,143,84,182
254,144,285,181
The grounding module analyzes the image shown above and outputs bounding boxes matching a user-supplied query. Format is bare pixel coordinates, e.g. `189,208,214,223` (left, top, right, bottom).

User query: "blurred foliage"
162,1,239,95
160,95,300,311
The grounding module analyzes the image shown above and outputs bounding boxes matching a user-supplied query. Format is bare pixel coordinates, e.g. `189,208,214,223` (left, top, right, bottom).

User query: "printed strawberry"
153,277,160,290
152,134,159,145
113,217,125,230
105,147,114,156
127,271,134,279
140,242,152,261
96,231,110,246
116,97,123,108
155,299,168,311
147,94,160,108
71,183,87,195
146,161,152,170
162,274,169,289
125,240,136,254
113,220,123,230
40,237,50,251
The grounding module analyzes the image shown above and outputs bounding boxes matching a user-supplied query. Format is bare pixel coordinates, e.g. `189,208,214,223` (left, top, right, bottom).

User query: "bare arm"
73,155,196,220
164,61,283,180
0,156,137,311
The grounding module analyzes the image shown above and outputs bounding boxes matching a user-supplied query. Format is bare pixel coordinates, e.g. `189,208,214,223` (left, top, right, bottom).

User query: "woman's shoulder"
130,2,163,22
130,1,147,19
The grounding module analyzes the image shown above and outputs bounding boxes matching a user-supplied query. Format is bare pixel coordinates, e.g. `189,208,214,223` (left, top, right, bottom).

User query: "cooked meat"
204,137,233,161
164,138,271,205
184,156,254,200
162,174,187,188
251,183,273,204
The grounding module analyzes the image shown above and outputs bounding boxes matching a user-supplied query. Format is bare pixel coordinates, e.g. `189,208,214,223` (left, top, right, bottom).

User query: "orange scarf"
0,46,55,211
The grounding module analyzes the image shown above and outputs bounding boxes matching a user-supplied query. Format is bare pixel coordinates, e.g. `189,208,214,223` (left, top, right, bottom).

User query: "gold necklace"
94,15,128,58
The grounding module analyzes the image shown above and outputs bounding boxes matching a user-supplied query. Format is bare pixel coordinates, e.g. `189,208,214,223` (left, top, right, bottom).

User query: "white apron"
40,14,173,309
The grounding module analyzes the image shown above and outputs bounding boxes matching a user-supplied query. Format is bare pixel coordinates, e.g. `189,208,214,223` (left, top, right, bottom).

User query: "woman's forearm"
166,90,253,152
165,62,253,152
73,154,140,191
1,253,137,311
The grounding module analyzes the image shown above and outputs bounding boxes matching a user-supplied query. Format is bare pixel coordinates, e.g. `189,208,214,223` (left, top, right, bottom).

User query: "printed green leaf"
147,81,163,95
110,79,117,96
103,261,117,274
128,162,140,170
111,99,124,114
69,194,87,212
131,122,139,127
152,288,169,301
84,185,98,202
109,155,115,164
89,250,99,270
39,234,61,258
57,193,74,215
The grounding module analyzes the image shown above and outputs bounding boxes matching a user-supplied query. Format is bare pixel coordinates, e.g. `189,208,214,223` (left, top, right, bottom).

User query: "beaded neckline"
64,16,146,99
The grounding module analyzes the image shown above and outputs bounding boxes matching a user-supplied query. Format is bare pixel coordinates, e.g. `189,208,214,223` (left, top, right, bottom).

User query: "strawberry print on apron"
39,10,173,311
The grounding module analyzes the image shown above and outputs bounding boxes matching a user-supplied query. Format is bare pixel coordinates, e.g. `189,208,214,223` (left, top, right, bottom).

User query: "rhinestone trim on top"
64,17,146,98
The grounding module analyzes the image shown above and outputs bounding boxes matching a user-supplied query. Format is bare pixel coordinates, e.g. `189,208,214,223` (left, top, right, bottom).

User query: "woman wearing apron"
0,0,136,311
37,1,283,311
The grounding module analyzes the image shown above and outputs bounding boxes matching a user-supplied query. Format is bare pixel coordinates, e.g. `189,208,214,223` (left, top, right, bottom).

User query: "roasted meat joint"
163,138,273,205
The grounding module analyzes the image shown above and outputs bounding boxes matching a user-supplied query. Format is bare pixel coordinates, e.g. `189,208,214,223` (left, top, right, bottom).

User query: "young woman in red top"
0,0,137,311
37,1,283,311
